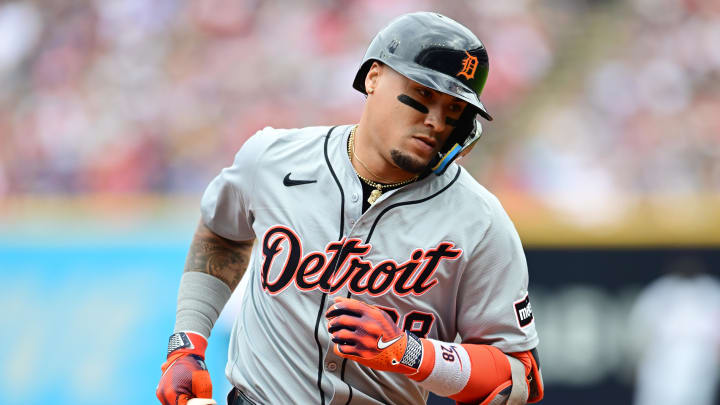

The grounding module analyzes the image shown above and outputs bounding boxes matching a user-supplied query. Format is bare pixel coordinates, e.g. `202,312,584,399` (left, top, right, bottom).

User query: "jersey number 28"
376,306,435,338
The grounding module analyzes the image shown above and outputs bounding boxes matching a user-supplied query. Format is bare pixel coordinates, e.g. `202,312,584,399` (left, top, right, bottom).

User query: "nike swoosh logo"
283,173,317,187
377,334,403,350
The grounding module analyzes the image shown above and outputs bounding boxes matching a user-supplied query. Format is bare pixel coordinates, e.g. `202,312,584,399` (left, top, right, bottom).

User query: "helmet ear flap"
446,107,479,152
431,107,483,176
354,60,376,95
461,119,483,153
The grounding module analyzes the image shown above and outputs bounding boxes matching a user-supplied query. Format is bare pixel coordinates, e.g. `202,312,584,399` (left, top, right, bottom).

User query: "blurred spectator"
628,258,720,405
0,0,553,196
0,0,718,218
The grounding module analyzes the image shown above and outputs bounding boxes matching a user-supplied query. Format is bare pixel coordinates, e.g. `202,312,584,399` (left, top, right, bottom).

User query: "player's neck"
351,124,417,184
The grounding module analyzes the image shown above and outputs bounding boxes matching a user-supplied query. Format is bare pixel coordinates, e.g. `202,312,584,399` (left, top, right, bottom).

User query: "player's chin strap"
431,108,483,176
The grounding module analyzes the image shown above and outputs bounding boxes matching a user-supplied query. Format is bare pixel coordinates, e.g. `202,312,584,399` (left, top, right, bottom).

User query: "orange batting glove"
326,297,421,374
156,332,213,405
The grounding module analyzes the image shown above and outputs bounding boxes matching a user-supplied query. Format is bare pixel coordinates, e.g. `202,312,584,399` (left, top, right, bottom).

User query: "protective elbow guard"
475,381,512,405
409,342,544,405
509,348,544,403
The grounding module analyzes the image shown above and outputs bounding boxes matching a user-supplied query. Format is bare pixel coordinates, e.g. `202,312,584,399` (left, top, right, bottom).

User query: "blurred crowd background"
2,0,719,202
1,0,719,404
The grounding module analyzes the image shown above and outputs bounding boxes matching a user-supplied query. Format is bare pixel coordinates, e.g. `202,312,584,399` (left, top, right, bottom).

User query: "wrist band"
415,339,471,397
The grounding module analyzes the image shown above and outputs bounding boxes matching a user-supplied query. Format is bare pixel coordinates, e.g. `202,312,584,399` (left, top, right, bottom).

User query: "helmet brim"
353,59,493,121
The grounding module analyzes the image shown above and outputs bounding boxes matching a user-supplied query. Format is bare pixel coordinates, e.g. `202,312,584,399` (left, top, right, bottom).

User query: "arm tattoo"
184,222,254,290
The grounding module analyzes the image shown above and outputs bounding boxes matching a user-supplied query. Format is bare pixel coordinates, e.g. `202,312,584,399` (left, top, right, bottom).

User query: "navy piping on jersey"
324,126,345,240
340,165,463,405
314,125,342,405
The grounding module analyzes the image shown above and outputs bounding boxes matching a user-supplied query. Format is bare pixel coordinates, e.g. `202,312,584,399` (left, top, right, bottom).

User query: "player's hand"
156,332,213,405
326,297,420,374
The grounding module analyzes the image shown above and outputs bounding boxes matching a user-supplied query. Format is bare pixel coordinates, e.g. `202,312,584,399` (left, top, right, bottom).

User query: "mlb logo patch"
514,293,534,328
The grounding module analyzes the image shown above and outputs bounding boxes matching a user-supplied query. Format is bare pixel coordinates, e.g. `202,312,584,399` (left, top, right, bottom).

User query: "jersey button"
350,219,356,225
326,361,338,371
351,193,359,203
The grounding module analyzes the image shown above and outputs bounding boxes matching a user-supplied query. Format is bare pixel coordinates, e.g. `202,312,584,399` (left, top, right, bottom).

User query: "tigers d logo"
456,51,478,80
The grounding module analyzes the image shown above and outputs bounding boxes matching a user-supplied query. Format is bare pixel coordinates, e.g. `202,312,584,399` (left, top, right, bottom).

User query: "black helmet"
353,12,492,121
353,12,491,175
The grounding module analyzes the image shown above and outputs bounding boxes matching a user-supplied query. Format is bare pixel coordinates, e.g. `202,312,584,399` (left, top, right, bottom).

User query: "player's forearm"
183,221,254,290
409,342,542,405
173,221,254,338
326,298,543,404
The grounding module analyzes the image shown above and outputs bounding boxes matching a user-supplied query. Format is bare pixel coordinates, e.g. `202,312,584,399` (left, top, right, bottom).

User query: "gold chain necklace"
348,125,418,205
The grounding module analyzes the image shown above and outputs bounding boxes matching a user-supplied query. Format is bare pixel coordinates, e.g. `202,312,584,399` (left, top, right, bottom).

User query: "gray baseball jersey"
200,125,538,405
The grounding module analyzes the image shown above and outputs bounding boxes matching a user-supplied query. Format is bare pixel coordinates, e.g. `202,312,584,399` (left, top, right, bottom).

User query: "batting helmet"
353,12,492,175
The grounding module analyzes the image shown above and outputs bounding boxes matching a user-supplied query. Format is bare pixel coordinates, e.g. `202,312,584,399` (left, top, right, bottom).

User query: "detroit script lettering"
261,226,462,296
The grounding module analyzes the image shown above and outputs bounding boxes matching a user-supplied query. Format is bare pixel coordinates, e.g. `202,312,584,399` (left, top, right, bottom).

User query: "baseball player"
157,12,544,405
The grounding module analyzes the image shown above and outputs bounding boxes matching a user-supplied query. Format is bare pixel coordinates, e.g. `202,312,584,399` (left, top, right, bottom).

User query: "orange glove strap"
166,331,208,359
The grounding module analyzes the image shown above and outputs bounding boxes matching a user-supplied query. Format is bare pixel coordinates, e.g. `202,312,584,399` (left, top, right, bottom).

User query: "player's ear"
365,62,383,95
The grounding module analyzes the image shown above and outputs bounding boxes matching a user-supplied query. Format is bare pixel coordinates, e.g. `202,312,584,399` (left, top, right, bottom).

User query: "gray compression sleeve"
174,271,232,338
